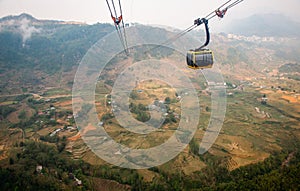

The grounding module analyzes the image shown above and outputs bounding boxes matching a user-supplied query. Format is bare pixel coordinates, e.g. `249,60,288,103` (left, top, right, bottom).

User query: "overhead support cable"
144,0,245,54
106,0,129,55
118,0,129,54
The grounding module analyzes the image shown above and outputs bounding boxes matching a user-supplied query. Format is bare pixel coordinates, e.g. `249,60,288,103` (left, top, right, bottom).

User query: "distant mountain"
0,13,114,93
0,13,114,73
226,14,300,37
1,13,300,94
0,13,38,22
0,13,85,26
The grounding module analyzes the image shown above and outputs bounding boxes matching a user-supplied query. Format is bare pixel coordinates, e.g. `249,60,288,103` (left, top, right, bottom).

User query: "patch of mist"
0,17,41,47
18,18,41,47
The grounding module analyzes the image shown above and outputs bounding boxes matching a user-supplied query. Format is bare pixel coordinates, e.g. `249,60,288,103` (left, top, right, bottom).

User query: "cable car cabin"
186,49,214,69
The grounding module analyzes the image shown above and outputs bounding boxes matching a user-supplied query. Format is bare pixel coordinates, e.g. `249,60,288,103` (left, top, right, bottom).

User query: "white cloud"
1,17,41,45
18,18,41,45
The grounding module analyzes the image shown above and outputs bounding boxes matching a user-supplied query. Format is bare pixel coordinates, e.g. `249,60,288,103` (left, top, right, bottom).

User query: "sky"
0,0,300,31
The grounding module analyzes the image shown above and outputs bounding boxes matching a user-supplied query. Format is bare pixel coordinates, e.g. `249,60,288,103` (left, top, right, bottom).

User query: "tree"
189,138,199,156
164,97,171,104
0,106,16,118
18,110,27,121
9,158,14,165
137,111,150,122
130,91,138,99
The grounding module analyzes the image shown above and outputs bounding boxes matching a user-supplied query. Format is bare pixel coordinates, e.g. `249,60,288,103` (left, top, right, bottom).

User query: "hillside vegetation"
0,14,299,190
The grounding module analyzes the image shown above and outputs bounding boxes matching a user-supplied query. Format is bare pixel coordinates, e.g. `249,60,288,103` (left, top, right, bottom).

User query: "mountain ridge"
0,13,88,26
226,13,300,37
3,13,299,37
0,13,299,94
